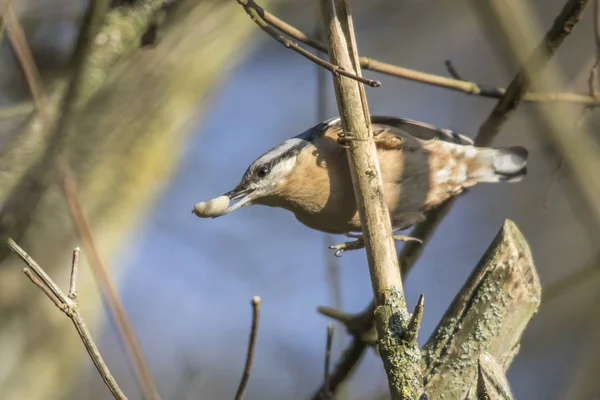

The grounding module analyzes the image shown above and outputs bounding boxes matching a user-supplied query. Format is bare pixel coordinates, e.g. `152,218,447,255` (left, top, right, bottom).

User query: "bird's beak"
219,187,256,216
192,185,256,218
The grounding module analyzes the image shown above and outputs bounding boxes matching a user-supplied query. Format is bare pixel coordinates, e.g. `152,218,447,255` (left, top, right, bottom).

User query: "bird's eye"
257,166,269,178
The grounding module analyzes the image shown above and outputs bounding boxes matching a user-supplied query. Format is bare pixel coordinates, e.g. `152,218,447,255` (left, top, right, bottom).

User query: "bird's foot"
374,135,404,150
329,235,365,257
329,233,422,257
392,235,422,244
337,131,365,148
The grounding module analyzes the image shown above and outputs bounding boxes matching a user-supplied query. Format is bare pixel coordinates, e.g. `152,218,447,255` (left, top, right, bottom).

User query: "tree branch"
319,0,422,398
238,0,600,105
236,0,380,87
476,0,591,145
58,161,162,400
5,8,162,398
314,0,585,393
0,0,170,258
234,296,261,400
422,220,541,399
7,238,127,400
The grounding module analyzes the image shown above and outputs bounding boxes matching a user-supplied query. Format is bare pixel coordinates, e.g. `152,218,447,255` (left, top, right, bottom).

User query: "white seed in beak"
193,195,230,218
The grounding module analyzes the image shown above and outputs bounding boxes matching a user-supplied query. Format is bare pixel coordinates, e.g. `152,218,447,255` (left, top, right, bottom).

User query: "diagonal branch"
476,0,591,145
3,2,48,110
239,0,600,105
7,239,128,400
236,0,380,87
59,163,162,400
422,220,540,398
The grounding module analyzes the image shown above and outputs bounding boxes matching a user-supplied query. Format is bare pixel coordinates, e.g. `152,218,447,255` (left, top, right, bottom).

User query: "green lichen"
374,286,423,399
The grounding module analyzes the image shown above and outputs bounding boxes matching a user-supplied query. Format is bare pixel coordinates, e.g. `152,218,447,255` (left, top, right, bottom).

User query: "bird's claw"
329,237,365,257
337,131,365,148
329,234,422,257
392,235,422,244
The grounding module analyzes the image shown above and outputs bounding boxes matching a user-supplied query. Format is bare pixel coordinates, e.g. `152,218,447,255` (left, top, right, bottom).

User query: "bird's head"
192,119,338,218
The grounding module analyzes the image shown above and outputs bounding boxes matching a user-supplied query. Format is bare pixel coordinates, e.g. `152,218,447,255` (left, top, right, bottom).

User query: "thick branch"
421,220,541,399
319,0,421,398
315,0,586,393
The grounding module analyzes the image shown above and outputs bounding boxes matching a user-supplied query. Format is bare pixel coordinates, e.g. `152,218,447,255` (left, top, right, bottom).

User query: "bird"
192,115,528,255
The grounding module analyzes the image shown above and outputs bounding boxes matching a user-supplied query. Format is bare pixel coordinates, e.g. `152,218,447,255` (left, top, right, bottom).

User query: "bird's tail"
465,146,528,183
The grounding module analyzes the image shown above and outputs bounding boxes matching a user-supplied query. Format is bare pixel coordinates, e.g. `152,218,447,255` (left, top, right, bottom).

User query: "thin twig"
321,324,334,400
235,296,261,400
444,60,463,80
236,0,381,87
311,337,367,400
58,162,162,400
476,0,591,145
69,247,80,300
7,238,127,400
4,2,48,111
239,0,600,105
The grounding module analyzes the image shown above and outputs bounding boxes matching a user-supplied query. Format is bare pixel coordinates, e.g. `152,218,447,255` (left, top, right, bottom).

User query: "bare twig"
476,0,591,145
238,0,600,105
320,324,335,400
58,162,161,400
69,247,81,300
319,0,422,398
3,2,48,110
7,238,127,400
444,60,463,80
235,296,261,400
311,337,368,400
237,0,381,87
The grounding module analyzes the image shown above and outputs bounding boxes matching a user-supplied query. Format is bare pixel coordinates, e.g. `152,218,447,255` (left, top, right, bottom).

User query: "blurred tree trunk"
0,1,277,398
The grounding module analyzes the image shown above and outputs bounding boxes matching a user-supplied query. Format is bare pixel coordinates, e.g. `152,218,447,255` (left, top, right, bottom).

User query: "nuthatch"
193,116,528,255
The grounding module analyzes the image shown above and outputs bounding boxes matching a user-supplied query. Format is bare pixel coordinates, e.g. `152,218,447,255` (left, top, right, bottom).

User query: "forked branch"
7,239,127,400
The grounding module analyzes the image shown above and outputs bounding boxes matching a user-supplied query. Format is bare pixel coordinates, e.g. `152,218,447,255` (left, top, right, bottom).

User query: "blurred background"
1,0,599,399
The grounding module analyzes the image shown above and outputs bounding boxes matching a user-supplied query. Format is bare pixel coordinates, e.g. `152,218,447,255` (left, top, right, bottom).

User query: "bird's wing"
370,115,474,145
